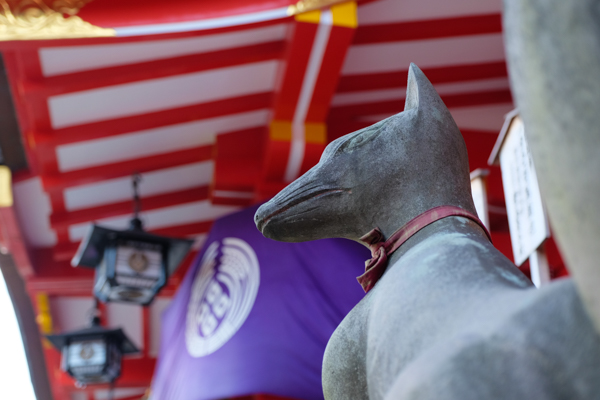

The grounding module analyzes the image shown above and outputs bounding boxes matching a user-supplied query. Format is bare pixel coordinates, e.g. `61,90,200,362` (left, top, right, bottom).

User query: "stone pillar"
503,0,600,332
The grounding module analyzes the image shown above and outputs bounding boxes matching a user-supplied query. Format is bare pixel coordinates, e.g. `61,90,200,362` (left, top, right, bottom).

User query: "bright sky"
0,269,37,400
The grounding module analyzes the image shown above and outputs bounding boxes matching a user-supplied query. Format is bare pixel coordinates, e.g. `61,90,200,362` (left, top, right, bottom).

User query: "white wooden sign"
497,116,550,266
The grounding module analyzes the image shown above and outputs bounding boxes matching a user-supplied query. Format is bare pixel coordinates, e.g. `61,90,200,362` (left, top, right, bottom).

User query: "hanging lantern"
71,174,193,305
46,309,138,385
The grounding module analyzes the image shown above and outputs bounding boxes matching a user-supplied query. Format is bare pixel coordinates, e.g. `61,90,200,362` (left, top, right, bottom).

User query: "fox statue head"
255,63,476,243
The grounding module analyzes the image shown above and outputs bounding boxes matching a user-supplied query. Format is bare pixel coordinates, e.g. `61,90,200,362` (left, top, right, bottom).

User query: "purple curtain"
150,204,368,400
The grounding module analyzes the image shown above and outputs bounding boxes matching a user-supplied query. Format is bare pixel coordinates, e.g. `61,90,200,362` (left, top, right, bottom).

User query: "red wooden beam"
40,145,213,191
327,89,513,120
151,220,213,238
31,94,271,188
461,128,502,171
353,13,502,44
142,306,151,358
29,247,93,277
306,22,357,122
271,21,319,121
259,4,357,190
31,91,272,154
27,277,94,296
50,186,210,230
40,347,68,400
20,41,285,98
326,119,370,142
0,206,35,276
2,51,43,175
336,61,508,93
212,127,265,205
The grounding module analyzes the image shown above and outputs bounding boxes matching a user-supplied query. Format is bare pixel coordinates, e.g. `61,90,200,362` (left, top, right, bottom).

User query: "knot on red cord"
357,228,388,293
355,206,492,293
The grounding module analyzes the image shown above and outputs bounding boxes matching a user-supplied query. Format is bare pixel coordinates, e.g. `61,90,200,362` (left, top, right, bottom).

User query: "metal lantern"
71,174,193,305
46,315,138,385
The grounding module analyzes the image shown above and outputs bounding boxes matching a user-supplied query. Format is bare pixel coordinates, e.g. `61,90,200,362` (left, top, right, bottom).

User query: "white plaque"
498,117,549,265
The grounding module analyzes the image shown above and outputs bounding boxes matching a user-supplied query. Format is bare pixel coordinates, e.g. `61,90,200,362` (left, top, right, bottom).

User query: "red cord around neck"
356,205,492,293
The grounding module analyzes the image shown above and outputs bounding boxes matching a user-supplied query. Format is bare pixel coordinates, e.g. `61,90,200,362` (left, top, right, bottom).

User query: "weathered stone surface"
503,0,600,333
255,64,476,244
255,64,600,399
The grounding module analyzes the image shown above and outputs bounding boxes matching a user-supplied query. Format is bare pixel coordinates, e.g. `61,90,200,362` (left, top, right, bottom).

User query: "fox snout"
254,166,353,243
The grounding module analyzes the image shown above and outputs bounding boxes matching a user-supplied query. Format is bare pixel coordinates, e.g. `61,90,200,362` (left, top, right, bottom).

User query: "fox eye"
342,133,369,151
339,123,384,153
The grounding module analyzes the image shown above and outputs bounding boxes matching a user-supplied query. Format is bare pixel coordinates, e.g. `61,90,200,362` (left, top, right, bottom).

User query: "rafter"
50,186,210,230
337,61,508,92
327,89,513,120
353,13,502,44
21,41,284,98
40,145,212,191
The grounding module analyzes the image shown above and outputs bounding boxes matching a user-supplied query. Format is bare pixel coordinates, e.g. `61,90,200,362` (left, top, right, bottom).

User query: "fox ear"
404,63,443,113
404,63,420,111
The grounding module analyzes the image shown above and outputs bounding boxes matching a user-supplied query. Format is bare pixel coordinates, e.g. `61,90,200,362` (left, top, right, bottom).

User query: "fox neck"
355,146,477,243
384,215,490,272
365,191,477,243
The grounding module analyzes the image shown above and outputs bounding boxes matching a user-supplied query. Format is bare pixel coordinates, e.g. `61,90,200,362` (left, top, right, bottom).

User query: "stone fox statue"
254,64,600,399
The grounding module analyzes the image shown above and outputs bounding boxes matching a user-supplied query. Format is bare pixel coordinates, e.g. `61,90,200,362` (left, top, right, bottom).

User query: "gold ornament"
287,0,346,16
0,0,115,40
